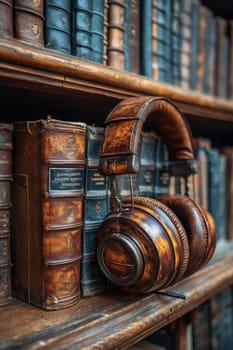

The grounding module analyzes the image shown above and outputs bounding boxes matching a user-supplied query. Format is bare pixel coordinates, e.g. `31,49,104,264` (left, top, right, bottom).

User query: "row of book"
0,1,233,100
130,286,233,350
1,119,233,311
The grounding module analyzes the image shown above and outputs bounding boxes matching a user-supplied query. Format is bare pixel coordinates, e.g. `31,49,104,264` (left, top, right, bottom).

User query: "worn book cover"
12,118,86,310
0,0,13,38
0,123,13,307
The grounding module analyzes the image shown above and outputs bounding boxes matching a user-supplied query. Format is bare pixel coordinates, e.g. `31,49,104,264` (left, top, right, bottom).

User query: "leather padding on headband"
99,96,197,176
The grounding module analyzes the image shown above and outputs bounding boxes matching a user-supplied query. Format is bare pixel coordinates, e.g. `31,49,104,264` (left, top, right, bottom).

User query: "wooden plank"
0,241,233,350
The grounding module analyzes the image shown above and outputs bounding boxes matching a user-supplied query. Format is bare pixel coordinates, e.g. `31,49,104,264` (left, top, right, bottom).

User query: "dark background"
202,0,233,19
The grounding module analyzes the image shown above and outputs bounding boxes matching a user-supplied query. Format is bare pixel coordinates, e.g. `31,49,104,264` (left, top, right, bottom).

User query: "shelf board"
0,38,233,123
1,240,233,350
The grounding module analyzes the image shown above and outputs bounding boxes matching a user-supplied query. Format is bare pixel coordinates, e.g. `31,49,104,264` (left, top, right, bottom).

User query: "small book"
107,0,125,70
45,0,72,54
12,118,86,310
72,0,93,60
81,125,109,296
13,0,44,47
0,0,13,39
0,123,13,307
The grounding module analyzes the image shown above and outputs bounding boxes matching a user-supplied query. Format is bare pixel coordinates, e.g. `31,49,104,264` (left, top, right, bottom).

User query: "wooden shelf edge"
1,241,233,350
0,38,233,122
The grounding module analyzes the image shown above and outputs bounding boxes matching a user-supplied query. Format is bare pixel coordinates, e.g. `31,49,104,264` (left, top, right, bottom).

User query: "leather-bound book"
180,0,192,89
107,0,125,70
215,16,228,98
190,0,200,91
0,123,13,307
141,0,152,77
72,0,92,60
171,0,182,86
81,125,109,296
45,0,72,54
12,119,86,310
0,0,13,38
124,0,140,74
91,0,105,63
13,0,44,47
103,0,109,65
138,132,156,198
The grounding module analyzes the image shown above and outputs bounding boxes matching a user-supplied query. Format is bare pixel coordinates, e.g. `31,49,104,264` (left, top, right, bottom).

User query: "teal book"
171,0,182,85
72,0,93,60
180,0,192,89
91,0,105,63
45,0,72,54
140,0,152,77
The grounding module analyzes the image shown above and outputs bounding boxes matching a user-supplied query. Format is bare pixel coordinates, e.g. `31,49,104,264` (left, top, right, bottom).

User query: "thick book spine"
124,0,140,74
215,16,228,99
91,0,105,63
0,0,13,38
45,0,72,54
180,0,192,89
141,0,152,77
13,0,44,47
138,132,156,197
72,0,93,60
81,126,109,296
0,123,13,307
12,119,86,310
107,0,125,70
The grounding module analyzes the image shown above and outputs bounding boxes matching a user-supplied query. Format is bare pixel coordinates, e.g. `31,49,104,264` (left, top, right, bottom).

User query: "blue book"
91,0,105,63
171,0,182,85
141,0,153,77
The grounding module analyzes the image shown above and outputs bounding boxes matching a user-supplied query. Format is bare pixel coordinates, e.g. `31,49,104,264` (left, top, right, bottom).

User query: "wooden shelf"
1,241,233,350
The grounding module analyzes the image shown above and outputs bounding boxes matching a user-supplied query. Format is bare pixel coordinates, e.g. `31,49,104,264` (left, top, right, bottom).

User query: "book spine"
12,119,86,310
154,138,170,198
138,132,156,198
81,126,109,296
103,0,109,65
141,0,152,77
72,0,93,60
208,13,217,96
203,8,214,95
45,0,72,54
215,16,228,98
91,0,105,63
13,0,44,47
0,0,13,38
192,301,212,350
190,0,200,91
180,0,192,89
171,0,182,86
107,0,125,70
0,123,13,307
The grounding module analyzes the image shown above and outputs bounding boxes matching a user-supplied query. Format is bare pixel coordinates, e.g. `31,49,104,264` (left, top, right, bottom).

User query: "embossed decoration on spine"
0,123,13,307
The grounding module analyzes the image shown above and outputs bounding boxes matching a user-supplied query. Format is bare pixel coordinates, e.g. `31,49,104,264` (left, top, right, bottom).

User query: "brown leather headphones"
96,96,216,294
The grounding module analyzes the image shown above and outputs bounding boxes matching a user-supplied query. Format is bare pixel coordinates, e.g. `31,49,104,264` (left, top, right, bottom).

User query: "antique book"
107,0,125,70
138,132,156,198
103,0,109,65
210,288,233,350
0,0,13,38
180,0,192,89
124,0,140,74
154,137,170,198
190,0,200,91
81,125,109,296
13,0,44,47
215,16,228,98
12,118,86,310
141,0,152,77
229,20,233,100
192,301,212,350
91,0,105,63
171,0,182,85
0,123,13,307
72,0,93,60
220,146,233,240
45,0,72,54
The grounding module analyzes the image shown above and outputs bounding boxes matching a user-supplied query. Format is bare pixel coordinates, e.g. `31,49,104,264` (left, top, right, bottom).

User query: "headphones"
96,96,216,294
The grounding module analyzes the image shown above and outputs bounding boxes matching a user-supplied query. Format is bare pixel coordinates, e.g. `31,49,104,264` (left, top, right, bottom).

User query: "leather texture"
97,96,217,294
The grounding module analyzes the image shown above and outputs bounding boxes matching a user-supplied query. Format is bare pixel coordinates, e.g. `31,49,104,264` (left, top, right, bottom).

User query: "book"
141,0,152,77
171,0,182,86
215,16,228,98
81,125,109,296
45,0,72,54
13,0,44,47
0,123,13,307
12,118,86,310
154,137,170,198
203,9,216,95
190,0,200,91
107,0,125,70
0,0,13,39
220,146,233,240
72,0,93,60
210,288,233,350
192,301,212,350
91,0,105,63
124,0,140,74
103,0,109,65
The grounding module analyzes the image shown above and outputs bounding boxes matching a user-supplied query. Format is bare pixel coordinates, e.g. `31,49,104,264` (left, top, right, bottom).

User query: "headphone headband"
99,96,197,177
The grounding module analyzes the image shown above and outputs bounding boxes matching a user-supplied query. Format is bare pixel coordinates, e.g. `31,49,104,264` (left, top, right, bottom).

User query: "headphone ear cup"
198,207,217,264
158,194,214,277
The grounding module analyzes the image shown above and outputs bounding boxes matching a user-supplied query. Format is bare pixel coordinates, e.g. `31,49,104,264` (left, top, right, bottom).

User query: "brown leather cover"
12,119,86,310
99,96,197,177
0,123,13,307
14,0,44,47
0,0,13,38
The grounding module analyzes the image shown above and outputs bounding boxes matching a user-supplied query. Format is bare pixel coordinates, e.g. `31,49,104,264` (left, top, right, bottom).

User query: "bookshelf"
0,4,233,348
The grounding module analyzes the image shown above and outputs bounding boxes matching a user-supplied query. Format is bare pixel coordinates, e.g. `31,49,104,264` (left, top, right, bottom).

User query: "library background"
0,0,233,349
